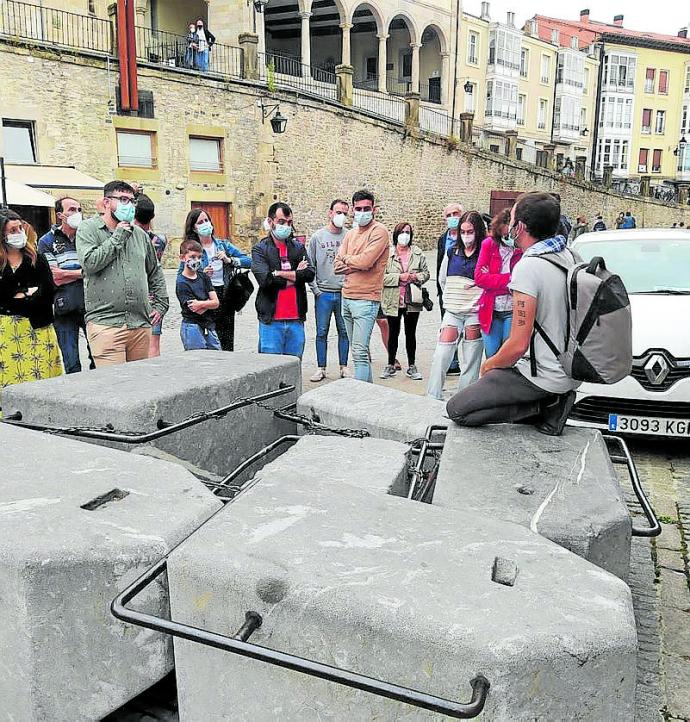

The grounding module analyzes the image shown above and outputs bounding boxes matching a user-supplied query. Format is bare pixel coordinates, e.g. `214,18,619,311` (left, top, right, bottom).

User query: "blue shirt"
444,231,457,253
447,247,479,280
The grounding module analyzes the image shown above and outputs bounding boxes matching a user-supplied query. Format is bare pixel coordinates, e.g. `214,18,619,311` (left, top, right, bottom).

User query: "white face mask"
397,232,411,247
332,212,346,229
5,231,27,249
461,232,476,247
66,212,83,230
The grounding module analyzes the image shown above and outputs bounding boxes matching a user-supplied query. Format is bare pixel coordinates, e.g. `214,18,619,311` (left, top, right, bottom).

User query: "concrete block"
168,477,637,721
2,351,301,477
433,425,631,580
0,424,222,722
296,378,448,442
248,434,410,497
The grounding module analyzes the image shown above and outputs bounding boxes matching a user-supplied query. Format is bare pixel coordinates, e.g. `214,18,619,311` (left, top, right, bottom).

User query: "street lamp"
258,98,288,134
463,80,473,94
673,136,688,155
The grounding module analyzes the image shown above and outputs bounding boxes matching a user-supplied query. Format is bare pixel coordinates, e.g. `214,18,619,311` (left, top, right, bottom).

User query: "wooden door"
191,201,232,239
489,190,522,218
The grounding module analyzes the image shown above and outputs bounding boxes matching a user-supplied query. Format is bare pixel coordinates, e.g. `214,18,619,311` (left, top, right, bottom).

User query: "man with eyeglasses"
38,196,95,374
76,181,168,367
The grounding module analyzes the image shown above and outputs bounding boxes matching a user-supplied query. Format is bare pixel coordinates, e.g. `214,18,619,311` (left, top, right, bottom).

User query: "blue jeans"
180,322,221,350
341,298,379,383
482,311,513,358
53,312,95,374
197,49,209,71
315,291,349,368
258,320,305,359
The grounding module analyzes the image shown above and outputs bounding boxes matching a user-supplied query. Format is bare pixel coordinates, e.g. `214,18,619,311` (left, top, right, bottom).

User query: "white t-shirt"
494,244,514,313
509,250,580,394
204,241,224,286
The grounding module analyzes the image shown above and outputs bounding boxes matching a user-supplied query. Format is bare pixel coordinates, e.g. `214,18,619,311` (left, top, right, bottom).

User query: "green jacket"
381,245,430,317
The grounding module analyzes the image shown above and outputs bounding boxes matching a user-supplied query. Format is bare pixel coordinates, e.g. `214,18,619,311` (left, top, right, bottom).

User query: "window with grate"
115,89,155,119
116,130,156,168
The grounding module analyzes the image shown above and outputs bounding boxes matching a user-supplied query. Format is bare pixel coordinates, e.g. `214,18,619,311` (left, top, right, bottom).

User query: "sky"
463,0,690,37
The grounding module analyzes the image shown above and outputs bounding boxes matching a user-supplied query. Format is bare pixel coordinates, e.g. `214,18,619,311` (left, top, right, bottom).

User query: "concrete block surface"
2,351,301,476
433,424,631,579
0,424,222,722
169,476,637,721
296,378,447,442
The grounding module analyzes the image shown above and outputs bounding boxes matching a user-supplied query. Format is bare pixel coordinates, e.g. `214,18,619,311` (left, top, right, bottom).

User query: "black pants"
212,285,235,352
446,368,555,426
386,309,420,366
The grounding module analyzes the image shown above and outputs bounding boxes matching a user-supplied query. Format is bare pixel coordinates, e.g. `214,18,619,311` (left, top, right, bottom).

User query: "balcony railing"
260,52,338,102
0,0,112,54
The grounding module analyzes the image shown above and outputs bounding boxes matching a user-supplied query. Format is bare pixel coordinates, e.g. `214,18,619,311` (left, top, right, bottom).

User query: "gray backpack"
532,253,633,384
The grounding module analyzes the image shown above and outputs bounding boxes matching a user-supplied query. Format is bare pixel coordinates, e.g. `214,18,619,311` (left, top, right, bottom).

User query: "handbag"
405,283,424,306
222,269,254,313
54,281,86,316
421,287,434,312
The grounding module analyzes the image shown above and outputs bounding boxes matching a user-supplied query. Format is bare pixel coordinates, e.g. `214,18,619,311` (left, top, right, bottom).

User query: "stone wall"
1,42,687,259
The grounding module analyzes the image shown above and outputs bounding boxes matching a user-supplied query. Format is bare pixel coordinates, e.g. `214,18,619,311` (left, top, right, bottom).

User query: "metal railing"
261,52,338,102
352,87,406,124
420,105,453,137
0,0,112,54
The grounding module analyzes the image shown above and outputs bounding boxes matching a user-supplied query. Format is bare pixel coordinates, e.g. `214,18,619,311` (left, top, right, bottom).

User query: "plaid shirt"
524,235,568,257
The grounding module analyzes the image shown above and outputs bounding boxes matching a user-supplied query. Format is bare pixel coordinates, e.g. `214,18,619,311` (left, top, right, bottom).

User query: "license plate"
608,414,690,437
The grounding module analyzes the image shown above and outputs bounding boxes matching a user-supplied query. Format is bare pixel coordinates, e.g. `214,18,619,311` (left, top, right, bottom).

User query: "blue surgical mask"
196,221,213,237
272,223,292,241
446,216,460,230
353,210,373,227
502,234,515,248
508,223,520,245
114,201,135,223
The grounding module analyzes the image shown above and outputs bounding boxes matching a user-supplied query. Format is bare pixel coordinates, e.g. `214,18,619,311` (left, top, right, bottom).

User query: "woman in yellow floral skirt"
0,209,63,402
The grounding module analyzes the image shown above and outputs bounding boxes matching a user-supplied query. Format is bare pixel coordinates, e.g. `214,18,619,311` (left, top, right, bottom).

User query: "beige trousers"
86,322,151,367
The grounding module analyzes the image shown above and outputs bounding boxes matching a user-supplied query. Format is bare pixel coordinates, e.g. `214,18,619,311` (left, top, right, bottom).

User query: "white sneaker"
310,368,327,382
340,366,350,378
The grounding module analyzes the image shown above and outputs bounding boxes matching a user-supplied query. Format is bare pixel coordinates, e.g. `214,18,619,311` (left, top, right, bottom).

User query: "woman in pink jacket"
474,209,523,358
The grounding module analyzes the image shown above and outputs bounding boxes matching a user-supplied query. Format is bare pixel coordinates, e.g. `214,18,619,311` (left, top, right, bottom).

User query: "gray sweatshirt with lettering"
307,226,346,294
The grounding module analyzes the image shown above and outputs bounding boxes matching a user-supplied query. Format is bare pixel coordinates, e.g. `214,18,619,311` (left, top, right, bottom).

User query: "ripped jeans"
426,311,484,400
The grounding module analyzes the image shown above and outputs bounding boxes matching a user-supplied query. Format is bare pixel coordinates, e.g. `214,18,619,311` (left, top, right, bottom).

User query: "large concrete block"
248,434,410,496
297,378,447,442
168,477,637,721
2,351,301,476
433,425,631,580
0,424,222,722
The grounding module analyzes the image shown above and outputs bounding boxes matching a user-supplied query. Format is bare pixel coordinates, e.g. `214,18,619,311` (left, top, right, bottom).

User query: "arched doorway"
310,0,344,76
263,0,301,76
386,14,417,96
420,25,445,105
350,3,381,90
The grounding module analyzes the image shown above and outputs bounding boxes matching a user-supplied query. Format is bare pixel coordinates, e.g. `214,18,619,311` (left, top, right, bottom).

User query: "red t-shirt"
273,240,299,320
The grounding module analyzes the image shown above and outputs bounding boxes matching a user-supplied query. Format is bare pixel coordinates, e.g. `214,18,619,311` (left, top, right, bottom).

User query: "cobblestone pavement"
99,258,689,721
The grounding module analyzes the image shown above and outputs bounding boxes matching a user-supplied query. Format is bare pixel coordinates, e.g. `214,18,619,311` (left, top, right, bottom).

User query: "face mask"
461,233,476,246
332,212,346,229
196,221,213,237
508,222,520,245
66,212,83,230
272,223,292,241
113,201,135,223
397,233,411,247
5,231,27,249
353,210,373,227
446,216,460,230
502,235,515,248
185,258,201,271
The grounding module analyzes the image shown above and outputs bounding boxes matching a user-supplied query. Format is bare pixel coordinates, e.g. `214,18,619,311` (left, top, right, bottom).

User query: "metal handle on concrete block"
111,560,490,718
407,425,447,502
603,434,661,537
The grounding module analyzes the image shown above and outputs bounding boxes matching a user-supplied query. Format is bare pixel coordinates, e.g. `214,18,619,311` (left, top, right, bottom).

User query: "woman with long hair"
0,209,62,396
182,209,250,351
427,210,486,399
380,222,430,381
475,208,523,358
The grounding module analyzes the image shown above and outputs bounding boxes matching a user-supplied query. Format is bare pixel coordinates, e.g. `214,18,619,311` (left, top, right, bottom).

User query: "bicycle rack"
603,434,662,537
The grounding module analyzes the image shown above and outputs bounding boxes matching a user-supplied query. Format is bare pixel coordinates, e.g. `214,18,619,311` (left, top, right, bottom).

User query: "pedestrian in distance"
76,181,168,367
182,209,250,351
176,240,221,350
333,190,390,383
380,222,429,381
592,214,607,232
307,199,350,382
570,215,589,242
614,211,625,229
0,209,63,393
37,196,95,374
185,22,198,69
621,210,636,229
252,202,315,359
193,19,215,72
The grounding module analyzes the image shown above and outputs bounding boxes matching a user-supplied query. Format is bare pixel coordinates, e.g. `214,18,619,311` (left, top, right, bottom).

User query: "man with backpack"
620,210,636,229
446,191,631,436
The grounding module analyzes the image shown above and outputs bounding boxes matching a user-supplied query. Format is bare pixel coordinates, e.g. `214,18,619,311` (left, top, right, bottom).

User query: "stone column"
459,112,474,143
410,42,421,94
377,34,388,93
239,32,259,81
678,183,690,205
640,175,651,197
440,52,450,107
340,22,352,67
575,155,587,182
300,11,311,78
336,64,354,107
543,143,556,171
135,0,147,26
405,92,420,130
107,2,117,56
504,130,518,159
603,165,613,189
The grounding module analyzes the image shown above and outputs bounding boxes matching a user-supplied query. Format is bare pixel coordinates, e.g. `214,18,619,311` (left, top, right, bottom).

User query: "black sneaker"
536,391,576,436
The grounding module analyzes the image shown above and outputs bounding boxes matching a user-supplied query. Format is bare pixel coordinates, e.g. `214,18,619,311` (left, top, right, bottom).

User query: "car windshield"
573,238,690,294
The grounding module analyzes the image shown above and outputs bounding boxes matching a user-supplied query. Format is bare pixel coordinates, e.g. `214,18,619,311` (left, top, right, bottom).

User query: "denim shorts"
151,321,162,336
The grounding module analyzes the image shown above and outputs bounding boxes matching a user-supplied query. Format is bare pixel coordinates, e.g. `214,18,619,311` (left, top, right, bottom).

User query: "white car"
568,228,690,438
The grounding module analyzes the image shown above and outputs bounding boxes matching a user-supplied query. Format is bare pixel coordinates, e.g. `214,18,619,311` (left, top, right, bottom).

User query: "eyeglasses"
106,195,134,205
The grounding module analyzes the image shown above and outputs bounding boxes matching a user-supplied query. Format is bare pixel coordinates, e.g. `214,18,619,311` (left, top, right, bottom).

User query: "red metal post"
116,0,130,110
125,0,139,111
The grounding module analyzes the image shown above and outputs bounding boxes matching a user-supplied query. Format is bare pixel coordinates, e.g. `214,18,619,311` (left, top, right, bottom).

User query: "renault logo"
644,354,670,385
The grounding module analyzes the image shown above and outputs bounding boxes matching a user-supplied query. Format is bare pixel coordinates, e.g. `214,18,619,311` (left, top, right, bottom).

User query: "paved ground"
92,255,689,721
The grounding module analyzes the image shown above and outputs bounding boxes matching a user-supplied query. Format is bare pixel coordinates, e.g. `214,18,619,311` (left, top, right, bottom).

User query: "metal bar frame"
603,434,662,537
407,425,448,501
111,560,490,718
2,385,295,443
